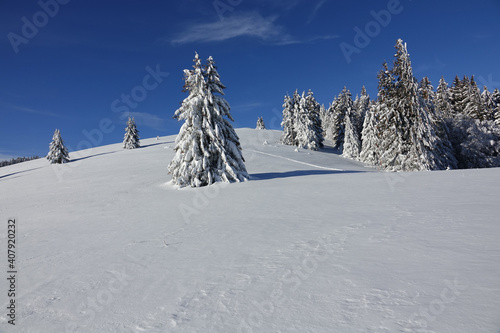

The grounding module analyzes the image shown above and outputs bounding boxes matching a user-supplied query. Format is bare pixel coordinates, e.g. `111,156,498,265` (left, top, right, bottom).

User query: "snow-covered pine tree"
123,117,140,149
324,97,338,142
256,117,266,129
341,108,361,159
168,53,249,187
304,89,324,148
281,93,297,145
481,86,495,120
294,91,322,150
47,129,69,164
435,76,453,118
449,75,469,117
360,102,383,166
419,77,436,115
378,39,456,171
493,88,500,126
464,75,488,120
331,87,353,149
353,86,370,135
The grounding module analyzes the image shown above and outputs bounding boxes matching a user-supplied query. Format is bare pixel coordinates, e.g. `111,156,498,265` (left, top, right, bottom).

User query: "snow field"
0,129,499,332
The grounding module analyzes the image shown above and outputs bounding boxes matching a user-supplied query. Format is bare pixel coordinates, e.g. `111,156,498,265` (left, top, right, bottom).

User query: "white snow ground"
0,128,499,333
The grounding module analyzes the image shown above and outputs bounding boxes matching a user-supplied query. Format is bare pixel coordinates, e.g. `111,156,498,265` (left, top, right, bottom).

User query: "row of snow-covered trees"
281,90,324,150
282,38,500,171
0,155,40,168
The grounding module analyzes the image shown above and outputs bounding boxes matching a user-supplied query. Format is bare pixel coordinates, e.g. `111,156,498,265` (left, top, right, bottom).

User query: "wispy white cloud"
120,112,166,131
171,12,297,45
6,104,61,118
307,0,327,24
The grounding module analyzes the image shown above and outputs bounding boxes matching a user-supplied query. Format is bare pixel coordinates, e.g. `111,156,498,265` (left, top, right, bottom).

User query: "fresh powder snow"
1,129,499,332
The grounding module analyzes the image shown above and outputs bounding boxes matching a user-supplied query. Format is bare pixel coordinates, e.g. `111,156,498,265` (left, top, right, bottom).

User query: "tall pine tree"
377,39,456,171
168,53,248,187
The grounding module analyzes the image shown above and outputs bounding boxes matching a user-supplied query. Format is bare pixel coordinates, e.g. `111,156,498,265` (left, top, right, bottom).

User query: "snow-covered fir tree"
123,117,140,149
481,86,496,120
304,89,324,148
294,91,323,150
419,77,435,115
435,76,453,118
377,39,456,171
353,86,370,135
324,97,338,142
360,103,382,165
464,76,488,120
256,117,266,129
281,92,297,145
330,87,353,149
168,53,248,187
492,88,500,126
341,108,361,159
449,75,469,117
47,129,69,164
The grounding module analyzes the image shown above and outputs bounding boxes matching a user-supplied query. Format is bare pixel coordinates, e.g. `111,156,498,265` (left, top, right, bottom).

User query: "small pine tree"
123,117,140,149
47,129,69,164
256,117,266,129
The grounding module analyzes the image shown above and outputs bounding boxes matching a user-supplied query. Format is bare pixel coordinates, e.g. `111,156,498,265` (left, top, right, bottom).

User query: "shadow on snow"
250,169,364,181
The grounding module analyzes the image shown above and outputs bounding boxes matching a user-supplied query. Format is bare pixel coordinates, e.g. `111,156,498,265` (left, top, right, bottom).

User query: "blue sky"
1,0,499,159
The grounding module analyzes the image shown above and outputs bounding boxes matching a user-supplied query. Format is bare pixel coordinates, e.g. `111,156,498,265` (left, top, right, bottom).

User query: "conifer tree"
481,86,495,120
294,91,322,150
341,108,361,159
168,53,248,187
256,117,266,129
281,92,297,145
464,76,487,120
492,88,500,126
360,103,382,166
304,89,324,148
331,87,353,149
449,75,469,117
123,117,140,149
435,76,453,118
47,129,69,164
353,86,370,135
377,39,456,171
324,98,338,142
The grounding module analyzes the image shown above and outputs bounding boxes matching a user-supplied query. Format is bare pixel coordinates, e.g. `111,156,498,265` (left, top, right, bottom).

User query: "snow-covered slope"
1,129,499,333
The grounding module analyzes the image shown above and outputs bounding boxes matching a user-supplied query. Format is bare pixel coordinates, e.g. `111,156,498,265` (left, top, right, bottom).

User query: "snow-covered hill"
1,129,499,332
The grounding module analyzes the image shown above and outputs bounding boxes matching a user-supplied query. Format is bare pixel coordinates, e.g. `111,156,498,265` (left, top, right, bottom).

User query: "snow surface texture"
1,129,499,332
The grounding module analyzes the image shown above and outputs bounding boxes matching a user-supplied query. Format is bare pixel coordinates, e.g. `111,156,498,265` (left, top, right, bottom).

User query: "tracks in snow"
246,149,344,172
